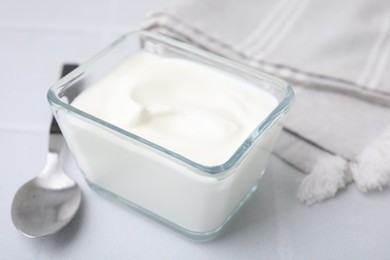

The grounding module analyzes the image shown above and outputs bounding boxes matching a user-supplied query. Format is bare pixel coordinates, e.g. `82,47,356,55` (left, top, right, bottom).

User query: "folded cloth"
143,0,390,204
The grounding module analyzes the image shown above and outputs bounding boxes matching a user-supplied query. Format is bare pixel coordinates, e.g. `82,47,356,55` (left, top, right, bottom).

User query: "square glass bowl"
47,30,294,241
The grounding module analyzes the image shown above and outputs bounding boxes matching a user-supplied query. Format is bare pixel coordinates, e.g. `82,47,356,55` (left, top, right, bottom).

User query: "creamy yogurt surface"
72,52,278,166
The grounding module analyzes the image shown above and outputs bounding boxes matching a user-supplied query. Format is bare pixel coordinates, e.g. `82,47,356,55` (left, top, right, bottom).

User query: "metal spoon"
11,65,81,238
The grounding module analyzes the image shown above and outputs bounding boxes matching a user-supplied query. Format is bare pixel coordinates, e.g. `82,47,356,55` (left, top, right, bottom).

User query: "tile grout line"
0,21,130,34
0,125,48,135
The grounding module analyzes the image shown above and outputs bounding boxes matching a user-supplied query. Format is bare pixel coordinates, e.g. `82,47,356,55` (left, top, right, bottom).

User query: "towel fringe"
299,127,390,204
298,155,351,205
350,127,390,192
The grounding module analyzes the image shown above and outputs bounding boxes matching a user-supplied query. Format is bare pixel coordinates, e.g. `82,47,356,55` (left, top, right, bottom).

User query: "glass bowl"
47,30,294,241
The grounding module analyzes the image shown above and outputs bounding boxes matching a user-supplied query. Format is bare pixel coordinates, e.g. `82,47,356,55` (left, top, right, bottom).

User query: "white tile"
0,0,113,29
107,0,167,28
0,27,105,130
0,0,167,32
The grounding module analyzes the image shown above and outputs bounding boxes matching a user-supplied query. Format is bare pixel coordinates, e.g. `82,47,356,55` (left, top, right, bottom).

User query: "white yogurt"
61,52,281,234
72,52,277,166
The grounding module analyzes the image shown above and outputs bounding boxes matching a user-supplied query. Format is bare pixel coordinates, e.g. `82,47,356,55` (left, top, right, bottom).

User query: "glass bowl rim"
47,30,295,175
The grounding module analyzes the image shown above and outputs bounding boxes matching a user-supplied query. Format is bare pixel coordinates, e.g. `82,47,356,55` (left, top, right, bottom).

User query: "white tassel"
350,127,390,192
298,155,351,205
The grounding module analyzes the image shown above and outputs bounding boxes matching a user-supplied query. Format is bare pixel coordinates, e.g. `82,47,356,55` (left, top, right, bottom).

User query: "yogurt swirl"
72,52,277,166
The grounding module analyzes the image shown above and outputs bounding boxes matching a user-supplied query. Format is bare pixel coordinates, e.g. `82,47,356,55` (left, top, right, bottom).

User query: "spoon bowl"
11,147,82,238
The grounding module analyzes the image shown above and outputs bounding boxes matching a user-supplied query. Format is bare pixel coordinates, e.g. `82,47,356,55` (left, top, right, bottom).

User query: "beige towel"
143,0,390,204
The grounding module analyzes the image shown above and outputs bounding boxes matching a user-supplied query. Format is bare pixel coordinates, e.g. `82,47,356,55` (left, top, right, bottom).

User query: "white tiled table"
1,1,390,259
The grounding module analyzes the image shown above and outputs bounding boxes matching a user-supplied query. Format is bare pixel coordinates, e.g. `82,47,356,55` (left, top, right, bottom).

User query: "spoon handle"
60,64,79,78
50,117,62,135
50,64,79,135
